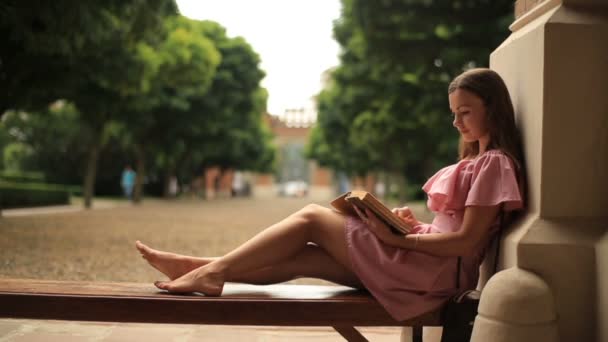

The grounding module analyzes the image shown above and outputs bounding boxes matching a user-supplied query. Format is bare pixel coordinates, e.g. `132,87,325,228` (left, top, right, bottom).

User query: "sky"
175,0,342,116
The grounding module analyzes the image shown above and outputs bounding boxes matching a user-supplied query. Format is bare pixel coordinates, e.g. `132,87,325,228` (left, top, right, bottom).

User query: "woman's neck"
478,135,490,154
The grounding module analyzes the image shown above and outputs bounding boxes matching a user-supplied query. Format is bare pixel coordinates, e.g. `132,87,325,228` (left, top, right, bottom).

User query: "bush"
0,181,74,208
3,143,34,172
0,170,45,183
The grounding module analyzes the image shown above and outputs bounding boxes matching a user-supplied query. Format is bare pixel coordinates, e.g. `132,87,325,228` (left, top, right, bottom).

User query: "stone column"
472,0,608,341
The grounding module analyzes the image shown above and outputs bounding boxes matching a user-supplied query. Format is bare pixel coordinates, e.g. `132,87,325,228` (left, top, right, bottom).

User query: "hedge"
0,171,45,183
0,181,76,208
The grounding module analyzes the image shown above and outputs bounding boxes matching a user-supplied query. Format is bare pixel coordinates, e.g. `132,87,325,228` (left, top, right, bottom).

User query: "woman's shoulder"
425,149,516,186
471,149,517,169
466,149,524,210
475,149,509,159
422,149,523,212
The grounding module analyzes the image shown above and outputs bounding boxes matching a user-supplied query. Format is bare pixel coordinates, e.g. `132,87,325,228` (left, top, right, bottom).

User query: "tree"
0,1,179,207
0,103,89,184
120,15,221,203
117,18,274,201
308,0,513,199
170,21,275,192
0,0,178,117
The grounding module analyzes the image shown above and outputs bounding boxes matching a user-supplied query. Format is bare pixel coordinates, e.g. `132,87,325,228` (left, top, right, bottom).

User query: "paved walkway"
0,190,439,341
2,200,125,218
0,319,414,342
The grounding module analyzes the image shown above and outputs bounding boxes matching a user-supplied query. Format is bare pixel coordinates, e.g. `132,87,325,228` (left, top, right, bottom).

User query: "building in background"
205,68,337,199
202,108,332,199
255,107,332,198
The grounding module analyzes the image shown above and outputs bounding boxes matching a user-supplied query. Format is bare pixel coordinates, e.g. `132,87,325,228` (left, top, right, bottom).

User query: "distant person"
337,172,349,195
168,176,179,197
374,181,386,199
190,176,203,198
231,171,244,197
135,68,524,323
121,165,136,200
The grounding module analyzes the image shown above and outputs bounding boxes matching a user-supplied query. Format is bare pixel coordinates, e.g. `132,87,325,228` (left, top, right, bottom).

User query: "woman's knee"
297,203,326,226
297,204,345,239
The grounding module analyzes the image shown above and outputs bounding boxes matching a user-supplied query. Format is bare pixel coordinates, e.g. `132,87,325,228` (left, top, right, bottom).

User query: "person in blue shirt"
121,165,136,200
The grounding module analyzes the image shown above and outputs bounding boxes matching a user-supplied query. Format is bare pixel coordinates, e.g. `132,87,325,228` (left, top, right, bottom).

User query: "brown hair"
448,68,523,170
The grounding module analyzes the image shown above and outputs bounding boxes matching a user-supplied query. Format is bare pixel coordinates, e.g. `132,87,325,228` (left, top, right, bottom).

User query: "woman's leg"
136,242,362,288
233,244,363,288
135,241,213,280
150,204,358,294
136,241,363,288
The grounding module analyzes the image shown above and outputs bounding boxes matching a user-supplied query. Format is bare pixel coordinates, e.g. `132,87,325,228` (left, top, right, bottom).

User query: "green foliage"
0,0,178,115
171,20,275,174
1,3,274,203
0,0,181,207
0,181,71,208
0,104,90,184
0,170,45,183
308,0,512,199
137,16,221,112
112,16,274,197
2,142,33,172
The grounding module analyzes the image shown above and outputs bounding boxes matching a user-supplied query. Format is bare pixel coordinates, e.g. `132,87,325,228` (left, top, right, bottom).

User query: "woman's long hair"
448,68,524,170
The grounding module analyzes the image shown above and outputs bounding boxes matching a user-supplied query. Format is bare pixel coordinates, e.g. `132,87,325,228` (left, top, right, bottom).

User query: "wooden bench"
0,278,449,342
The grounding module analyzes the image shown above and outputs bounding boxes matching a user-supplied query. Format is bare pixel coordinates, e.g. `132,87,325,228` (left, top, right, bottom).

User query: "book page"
330,191,411,234
348,191,411,234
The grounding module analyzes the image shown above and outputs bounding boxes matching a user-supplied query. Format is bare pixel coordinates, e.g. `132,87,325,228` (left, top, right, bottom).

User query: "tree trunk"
397,173,408,204
83,142,100,209
201,168,207,200
216,167,228,198
0,103,8,120
133,144,145,204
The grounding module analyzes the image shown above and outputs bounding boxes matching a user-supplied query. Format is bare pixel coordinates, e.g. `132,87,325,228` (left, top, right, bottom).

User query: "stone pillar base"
471,267,558,342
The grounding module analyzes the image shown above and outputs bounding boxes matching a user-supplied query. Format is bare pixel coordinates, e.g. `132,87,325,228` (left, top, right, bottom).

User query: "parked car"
278,180,308,197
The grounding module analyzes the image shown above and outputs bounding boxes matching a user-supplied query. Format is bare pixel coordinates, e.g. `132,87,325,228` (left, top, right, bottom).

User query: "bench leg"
412,326,423,342
332,325,368,342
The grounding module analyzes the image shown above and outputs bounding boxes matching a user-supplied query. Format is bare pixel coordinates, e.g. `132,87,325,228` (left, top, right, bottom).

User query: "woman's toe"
154,281,168,290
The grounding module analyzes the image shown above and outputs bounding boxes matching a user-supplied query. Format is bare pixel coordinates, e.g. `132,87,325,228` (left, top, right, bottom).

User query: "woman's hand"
352,205,403,247
391,206,421,227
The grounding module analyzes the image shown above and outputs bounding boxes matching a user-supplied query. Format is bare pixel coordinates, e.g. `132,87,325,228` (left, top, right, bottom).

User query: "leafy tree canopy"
0,0,178,115
308,0,513,198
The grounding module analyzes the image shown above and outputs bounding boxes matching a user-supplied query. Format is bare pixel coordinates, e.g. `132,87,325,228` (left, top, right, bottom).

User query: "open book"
330,190,412,235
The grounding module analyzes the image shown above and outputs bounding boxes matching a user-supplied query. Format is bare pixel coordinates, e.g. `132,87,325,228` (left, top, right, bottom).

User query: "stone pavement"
0,189,441,341
0,319,408,341
2,199,127,218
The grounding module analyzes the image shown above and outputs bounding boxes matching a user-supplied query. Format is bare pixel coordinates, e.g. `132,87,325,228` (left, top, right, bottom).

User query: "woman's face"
449,88,490,145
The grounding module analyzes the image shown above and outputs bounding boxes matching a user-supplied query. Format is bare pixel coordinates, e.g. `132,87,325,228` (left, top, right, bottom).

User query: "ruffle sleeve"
465,151,523,211
422,162,471,213
422,150,523,213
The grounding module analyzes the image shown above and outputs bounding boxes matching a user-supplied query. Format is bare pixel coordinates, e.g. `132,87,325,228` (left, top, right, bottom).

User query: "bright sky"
175,0,342,116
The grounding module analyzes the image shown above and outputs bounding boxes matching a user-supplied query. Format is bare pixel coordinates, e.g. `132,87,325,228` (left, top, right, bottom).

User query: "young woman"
135,68,524,321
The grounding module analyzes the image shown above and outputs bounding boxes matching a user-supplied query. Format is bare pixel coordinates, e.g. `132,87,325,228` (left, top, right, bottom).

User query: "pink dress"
344,150,523,321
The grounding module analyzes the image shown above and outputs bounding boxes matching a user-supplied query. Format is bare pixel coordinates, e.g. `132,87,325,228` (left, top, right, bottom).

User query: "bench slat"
0,279,441,326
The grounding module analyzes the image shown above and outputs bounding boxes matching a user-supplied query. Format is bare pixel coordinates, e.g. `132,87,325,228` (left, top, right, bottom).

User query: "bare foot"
154,264,225,295
135,240,208,280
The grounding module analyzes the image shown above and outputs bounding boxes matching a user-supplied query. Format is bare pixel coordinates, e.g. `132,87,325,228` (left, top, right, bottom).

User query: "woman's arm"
360,205,501,257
